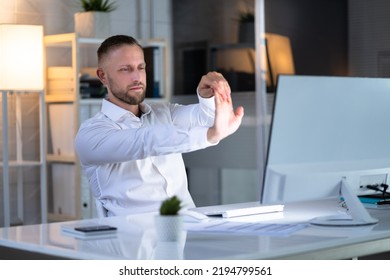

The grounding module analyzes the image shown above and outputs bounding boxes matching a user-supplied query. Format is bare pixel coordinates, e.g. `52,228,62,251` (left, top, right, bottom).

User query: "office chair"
95,199,108,218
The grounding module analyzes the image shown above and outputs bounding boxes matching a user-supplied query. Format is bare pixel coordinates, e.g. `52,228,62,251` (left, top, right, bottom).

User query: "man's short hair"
97,35,143,64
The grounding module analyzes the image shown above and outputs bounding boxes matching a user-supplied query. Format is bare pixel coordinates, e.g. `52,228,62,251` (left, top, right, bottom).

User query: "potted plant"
74,0,117,38
236,10,255,44
154,196,184,242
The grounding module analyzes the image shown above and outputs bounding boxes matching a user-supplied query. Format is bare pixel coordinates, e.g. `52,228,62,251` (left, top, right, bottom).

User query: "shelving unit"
44,33,169,221
1,90,47,227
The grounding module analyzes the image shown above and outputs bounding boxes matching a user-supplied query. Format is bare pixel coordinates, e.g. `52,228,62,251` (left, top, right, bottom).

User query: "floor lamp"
265,33,295,93
0,24,46,227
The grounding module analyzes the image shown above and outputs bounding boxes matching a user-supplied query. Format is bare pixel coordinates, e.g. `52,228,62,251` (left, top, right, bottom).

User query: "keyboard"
198,204,284,218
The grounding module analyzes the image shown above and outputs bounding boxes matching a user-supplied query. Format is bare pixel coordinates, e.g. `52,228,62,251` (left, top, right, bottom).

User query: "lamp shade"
0,24,44,91
266,33,295,90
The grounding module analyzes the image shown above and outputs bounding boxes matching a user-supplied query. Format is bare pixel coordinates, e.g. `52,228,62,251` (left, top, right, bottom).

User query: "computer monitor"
261,75,390,204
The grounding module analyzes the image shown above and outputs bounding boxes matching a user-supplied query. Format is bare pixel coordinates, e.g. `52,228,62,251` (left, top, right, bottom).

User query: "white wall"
0,0,172,39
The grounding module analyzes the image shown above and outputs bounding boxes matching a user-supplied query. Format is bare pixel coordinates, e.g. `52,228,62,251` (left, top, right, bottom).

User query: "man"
75,35,244,216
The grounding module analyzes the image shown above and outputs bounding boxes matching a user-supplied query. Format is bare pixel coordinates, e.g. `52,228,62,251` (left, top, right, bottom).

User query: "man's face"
99,44,147,106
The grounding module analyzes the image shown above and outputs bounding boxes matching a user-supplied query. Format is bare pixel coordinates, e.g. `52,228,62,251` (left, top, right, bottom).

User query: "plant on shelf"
74,0,117,38
159,195,182,216
78,0,117,12
236,10,255,44
237,11,254,23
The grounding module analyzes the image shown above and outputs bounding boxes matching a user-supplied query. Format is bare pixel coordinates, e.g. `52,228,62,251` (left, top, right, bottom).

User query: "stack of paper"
186,221,307,236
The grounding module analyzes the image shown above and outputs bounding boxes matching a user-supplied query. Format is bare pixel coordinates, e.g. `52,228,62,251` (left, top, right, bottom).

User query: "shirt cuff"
197,89,215,113
189,126,219,149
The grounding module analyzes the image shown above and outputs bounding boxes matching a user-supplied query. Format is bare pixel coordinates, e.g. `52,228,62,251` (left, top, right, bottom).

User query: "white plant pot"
154,215,184,242
74,11,111,38
153,239,185,260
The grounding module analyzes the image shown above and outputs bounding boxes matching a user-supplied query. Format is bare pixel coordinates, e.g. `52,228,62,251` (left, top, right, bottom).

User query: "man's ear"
96,68,107,84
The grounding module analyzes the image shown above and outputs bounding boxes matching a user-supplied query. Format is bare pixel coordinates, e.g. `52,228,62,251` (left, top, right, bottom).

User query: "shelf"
45,33,167,48
48,213,77,222
45,94,76,103
44,33,86,221
46,154,76,163
44,33,103,46
209,42,255,50
79,98,104,105
0,160,43,167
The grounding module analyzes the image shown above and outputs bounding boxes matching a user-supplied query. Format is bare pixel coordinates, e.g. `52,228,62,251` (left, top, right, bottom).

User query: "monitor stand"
310,177,379,226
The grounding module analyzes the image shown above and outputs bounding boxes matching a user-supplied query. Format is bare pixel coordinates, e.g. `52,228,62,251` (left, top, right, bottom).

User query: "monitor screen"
261,75,390,204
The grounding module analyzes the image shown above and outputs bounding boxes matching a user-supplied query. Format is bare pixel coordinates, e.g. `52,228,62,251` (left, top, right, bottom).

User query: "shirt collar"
101,98,152,121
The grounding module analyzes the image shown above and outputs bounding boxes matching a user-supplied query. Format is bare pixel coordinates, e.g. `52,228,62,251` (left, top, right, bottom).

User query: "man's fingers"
235,106,244,117
201,72,230,100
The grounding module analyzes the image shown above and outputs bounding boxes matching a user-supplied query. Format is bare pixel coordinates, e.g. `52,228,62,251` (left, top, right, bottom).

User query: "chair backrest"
95,199,108,218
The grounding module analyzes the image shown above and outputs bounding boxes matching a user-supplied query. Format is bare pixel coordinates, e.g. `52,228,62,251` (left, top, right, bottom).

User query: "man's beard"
112,86,146,105
108,78,146,105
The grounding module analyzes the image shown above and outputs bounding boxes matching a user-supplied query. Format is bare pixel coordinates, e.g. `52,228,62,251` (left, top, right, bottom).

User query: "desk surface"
1,198,390,260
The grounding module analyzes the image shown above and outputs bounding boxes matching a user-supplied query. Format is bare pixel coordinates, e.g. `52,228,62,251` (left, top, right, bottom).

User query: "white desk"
1,198,390,260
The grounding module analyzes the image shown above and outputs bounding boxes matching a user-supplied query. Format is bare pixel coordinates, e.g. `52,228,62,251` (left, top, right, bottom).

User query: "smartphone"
74,225,117,233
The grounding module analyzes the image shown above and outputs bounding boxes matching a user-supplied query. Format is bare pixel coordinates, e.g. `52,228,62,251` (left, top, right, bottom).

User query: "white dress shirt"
75,94,216,216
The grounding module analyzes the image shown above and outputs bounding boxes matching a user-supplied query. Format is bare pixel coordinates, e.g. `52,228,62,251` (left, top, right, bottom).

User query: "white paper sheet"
185,220,307,236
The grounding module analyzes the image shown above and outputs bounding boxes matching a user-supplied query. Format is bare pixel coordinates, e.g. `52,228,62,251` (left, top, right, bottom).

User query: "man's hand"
207,86,244,144
197,71,231,99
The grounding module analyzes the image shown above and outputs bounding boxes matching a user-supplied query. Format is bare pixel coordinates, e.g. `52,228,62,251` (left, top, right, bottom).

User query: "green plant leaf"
233,8,254,23
79,0,116,12
159,196,182,215
239,12,254,23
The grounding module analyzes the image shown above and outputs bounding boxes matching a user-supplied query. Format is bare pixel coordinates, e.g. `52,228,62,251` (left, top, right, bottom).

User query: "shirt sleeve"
75,104,217,166
170,93,215,128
